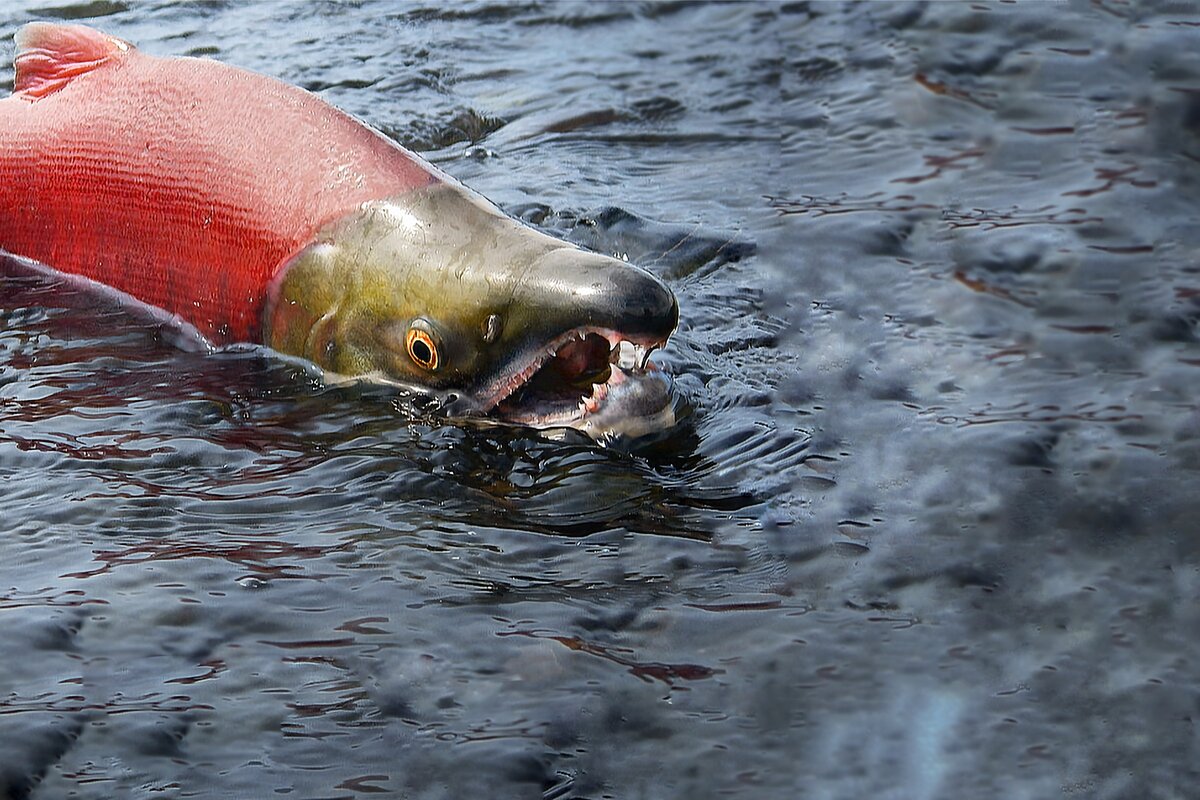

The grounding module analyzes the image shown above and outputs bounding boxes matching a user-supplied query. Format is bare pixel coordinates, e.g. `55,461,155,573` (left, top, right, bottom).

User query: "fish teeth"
615,340,639,371
635,344,650,371
579,380,608,416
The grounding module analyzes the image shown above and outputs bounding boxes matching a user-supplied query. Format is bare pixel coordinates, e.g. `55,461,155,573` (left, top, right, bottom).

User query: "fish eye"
405,326,439,370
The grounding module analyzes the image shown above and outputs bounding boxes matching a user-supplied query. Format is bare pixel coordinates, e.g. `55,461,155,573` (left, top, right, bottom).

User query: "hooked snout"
522,247,679,344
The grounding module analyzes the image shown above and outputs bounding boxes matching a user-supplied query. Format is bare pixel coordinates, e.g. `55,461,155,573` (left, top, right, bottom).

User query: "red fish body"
0,23,434,342
0,23,681,439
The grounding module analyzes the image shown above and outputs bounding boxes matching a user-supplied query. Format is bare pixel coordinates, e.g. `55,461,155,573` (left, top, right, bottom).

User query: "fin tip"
13,22,131,99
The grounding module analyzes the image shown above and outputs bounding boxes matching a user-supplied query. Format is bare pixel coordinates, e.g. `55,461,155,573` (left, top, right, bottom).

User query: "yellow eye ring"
405,327,439,370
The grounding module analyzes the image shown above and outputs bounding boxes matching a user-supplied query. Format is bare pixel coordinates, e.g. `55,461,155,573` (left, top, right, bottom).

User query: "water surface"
1,2,1198,798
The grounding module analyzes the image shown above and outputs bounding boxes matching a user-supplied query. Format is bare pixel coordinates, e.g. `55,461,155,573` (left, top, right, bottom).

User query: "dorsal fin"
13,22,132,100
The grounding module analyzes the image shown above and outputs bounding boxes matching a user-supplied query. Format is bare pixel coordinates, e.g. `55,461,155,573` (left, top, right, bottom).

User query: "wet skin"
265,181,681,438
0,22,681,443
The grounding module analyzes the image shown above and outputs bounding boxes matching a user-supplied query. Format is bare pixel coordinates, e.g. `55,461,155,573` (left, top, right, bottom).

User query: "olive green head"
264,183,679,434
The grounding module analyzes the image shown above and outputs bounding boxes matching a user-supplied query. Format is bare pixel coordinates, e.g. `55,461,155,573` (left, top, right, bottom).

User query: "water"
1,1,1198,798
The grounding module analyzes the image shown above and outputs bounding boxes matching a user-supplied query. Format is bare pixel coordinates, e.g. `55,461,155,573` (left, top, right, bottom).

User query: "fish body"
0,24,680,438
0,23,432,343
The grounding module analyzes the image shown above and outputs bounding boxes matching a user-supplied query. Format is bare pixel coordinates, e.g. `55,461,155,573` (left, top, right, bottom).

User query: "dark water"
1,1,1199,798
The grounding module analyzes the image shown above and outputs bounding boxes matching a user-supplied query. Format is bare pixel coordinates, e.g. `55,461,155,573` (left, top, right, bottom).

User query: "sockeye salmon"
0,23,681,440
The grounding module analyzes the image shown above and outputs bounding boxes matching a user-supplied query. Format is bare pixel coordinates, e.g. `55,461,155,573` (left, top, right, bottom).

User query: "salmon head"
264,182,681,440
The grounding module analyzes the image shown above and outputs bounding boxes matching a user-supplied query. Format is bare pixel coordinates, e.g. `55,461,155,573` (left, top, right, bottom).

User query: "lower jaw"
493,364,681,440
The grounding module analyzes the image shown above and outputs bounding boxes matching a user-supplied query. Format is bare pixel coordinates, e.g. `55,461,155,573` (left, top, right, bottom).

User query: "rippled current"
2,2,1199,798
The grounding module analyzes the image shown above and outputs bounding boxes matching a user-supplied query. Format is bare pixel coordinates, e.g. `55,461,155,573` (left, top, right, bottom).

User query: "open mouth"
488,328,665,427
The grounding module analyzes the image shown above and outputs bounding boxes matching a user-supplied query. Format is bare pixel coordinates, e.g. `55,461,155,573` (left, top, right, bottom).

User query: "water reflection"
498,629,722,685
0,0,1196,797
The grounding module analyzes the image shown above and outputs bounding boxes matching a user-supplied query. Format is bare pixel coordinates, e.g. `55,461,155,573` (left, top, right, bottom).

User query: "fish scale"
0,23,435,343
0,22,680,439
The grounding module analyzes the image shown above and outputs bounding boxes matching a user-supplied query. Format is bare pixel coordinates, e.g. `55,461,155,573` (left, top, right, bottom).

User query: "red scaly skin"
0,24,437,343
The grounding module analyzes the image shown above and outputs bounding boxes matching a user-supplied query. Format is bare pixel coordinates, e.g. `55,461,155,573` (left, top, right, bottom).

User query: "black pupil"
412,338,433,365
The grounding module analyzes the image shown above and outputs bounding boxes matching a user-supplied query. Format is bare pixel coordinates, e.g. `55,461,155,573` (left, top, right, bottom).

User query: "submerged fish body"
0,23,680,439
